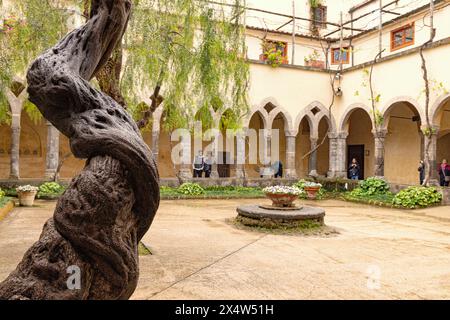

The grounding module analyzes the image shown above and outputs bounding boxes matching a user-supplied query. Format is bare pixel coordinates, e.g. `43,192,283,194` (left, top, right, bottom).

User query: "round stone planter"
17,191,38,207
304,186,321,200
265,193,298,208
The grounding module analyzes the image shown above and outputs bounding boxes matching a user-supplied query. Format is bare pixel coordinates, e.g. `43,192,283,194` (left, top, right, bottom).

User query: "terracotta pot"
305,60,325,69
265,193,298,208
17,191,38,207
304,186,321,200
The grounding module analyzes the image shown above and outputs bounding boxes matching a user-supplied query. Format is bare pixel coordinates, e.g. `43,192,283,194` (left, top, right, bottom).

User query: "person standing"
203,153,212,178
348,158,361,180
418,160,425,185
193,151,204,178
272,160,283,178
438,159,450,187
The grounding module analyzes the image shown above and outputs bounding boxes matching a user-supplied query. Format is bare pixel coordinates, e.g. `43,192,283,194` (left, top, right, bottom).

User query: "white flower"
303,181,322,188
16,185,39,193
263,185,304,196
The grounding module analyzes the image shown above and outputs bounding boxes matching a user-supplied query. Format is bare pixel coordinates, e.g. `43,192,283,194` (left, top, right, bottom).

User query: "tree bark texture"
0,0,160,300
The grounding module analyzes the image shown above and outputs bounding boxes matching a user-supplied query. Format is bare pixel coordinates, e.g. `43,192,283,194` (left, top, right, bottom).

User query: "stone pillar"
423,127,440,186
151,130,160,166
373,129,387,178
9,114,21,180
308,137,318,177
328,132,347,178
235,130,246,179
45,122,60,180
6,87,26,181
285,132,297,179
210,133,220,179
260,129,272,178
178,131,192,180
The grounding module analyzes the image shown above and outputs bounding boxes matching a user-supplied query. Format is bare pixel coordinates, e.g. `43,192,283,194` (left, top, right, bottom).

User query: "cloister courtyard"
2,0,450,304
2,198,450,300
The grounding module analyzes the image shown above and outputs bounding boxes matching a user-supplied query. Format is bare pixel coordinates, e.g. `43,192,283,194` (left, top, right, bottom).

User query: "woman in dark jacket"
438,159,450,187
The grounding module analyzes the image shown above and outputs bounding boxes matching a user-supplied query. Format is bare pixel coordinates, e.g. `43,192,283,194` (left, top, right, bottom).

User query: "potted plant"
260,40,287,67
304,50,325,69
263,185,303,208
16,185,39,207
303,181,323,200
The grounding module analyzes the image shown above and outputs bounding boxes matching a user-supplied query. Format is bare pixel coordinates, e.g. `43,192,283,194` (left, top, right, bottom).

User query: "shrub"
350,177,390,197
392,186,442,209
39,182,65,195
0,188,5,199
177,183,205,196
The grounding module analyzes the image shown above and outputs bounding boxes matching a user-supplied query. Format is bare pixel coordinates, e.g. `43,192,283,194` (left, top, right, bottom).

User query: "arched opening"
317,117,330,176
272,112,286,177
0,123,11,179
295,118,311,177
19,111,46,178
345,108,374,180
437,98,450,168
245,111,265,178
384,102,422,184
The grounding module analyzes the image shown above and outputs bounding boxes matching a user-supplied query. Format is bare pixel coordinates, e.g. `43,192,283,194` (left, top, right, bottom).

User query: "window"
311,5,327,30
331,47,350,65
390,23,415,51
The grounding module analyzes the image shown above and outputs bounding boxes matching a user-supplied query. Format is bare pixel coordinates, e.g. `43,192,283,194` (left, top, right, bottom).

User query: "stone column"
259,129,272,178
373,129,387,178
151,130,160,166
6,87,26,181
235,130,246,179
308,137,318,177
285,132,297,179
9,114,21,180
328,132,347,178
177,131,192,180
423,126,440,186
210,133,220,179
45,122,60,180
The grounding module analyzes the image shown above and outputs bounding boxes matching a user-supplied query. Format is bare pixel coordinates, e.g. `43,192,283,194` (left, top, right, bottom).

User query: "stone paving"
1,199,450,299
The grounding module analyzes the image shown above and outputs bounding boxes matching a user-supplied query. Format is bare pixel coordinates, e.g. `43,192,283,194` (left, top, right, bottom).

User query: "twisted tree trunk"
0,0,160,300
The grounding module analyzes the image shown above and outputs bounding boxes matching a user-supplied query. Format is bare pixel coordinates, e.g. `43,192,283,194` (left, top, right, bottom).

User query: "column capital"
329,131,348,139
372,129,388,138
310,137,319,144
285,130,297,138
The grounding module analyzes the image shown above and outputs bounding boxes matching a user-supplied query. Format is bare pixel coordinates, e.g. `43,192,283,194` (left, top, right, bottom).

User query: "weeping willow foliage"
0,0,70,123
122,0,250,132
1,0,250,131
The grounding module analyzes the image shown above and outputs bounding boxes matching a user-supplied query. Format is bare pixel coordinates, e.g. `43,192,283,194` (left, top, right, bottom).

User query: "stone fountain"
236,186,325,229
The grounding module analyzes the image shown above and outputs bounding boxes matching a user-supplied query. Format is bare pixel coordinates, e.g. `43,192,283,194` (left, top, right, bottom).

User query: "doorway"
347,145,365,180
218,152,231,178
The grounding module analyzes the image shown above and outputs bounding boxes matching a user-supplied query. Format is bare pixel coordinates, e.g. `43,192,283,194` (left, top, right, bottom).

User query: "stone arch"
381,96,423,130
294,101,336,137
339,103,374,133
431,93,450,126
268,107,294,133
244,98,275,129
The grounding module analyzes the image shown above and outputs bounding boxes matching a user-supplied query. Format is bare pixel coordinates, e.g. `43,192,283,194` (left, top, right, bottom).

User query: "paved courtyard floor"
1,198,450,299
